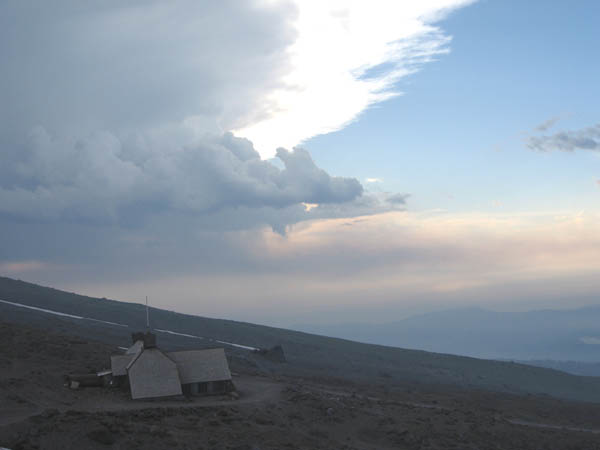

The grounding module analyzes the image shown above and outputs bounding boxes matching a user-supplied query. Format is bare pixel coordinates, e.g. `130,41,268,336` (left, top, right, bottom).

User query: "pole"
146,296,150,329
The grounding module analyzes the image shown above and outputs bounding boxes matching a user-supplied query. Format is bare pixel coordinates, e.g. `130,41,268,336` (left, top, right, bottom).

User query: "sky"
1,0,599,326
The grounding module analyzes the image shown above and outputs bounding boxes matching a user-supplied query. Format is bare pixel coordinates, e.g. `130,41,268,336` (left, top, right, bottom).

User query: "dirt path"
507,418,600,434
80,376,283,412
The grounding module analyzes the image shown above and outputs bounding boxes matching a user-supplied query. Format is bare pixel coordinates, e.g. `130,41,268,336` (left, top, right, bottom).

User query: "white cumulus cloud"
237,0,476,156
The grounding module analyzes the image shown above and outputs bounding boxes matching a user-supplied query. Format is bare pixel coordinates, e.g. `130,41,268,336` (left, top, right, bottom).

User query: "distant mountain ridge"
511,360,600,377
295,305,600,362
3,275,600,403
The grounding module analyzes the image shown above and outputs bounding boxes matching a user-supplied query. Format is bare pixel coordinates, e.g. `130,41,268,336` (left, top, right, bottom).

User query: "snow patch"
154,328,259,351
154,328,205,340
1,298,258,351
215,340,258,351
0,298,84,319
0,298,129,327
580,336,600,345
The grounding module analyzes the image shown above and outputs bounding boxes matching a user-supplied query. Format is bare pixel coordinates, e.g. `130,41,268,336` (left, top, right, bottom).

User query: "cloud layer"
1,0,473,157
526,123,600,152
5,210,599,325
0,1,485,325
238,0,476,155
0,0,473,231
0,0,296,138
0,127,362,225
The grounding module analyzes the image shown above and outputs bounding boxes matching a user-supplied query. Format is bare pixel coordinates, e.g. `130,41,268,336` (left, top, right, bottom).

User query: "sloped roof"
128,348,182,399
111,354,135,376
111,340,144,376
126,340,144,355
167,348,232,384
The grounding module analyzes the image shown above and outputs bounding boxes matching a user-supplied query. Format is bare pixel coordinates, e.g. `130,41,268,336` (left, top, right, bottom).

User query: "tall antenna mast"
145,296,150,330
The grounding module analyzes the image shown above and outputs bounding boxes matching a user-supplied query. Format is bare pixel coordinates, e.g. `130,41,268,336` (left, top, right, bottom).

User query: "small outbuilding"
168,348,232,395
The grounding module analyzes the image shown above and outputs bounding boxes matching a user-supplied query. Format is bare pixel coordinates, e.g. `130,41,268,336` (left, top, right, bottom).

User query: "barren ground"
2,321,600,449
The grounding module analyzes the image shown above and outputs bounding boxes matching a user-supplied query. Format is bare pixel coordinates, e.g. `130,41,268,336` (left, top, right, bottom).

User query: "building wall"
182,380,233,396
128,349,182,399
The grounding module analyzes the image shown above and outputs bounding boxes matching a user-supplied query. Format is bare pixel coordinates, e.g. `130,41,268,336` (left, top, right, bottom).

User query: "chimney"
143,331,157,348
131,332,145,344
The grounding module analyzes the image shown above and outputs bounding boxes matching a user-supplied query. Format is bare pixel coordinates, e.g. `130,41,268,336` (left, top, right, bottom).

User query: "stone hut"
110,332,233,400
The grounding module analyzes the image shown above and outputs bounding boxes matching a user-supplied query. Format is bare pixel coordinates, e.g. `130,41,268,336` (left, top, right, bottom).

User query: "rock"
87,429,116,445
40,408,59,419
254,345,286,363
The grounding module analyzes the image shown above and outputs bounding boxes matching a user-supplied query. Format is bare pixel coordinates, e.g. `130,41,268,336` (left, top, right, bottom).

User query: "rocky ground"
2,321,600,449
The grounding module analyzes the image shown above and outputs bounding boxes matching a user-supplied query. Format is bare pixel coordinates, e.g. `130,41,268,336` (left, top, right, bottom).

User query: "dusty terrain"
2,321,600,450
3,276,600,404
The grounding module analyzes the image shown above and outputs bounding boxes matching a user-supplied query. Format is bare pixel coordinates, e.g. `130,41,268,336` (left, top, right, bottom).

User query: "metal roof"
167,348,232,384
110,354,135,376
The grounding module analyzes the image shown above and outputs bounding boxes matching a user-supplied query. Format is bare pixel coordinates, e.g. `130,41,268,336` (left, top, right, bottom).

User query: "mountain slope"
2,275,600,403
296,305,600,362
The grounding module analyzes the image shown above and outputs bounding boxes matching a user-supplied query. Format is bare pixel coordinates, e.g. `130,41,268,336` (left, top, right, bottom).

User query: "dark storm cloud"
526,123,600,152
0,0,381,232
0,0,407,284
0,128,362,224
0,0,297,136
